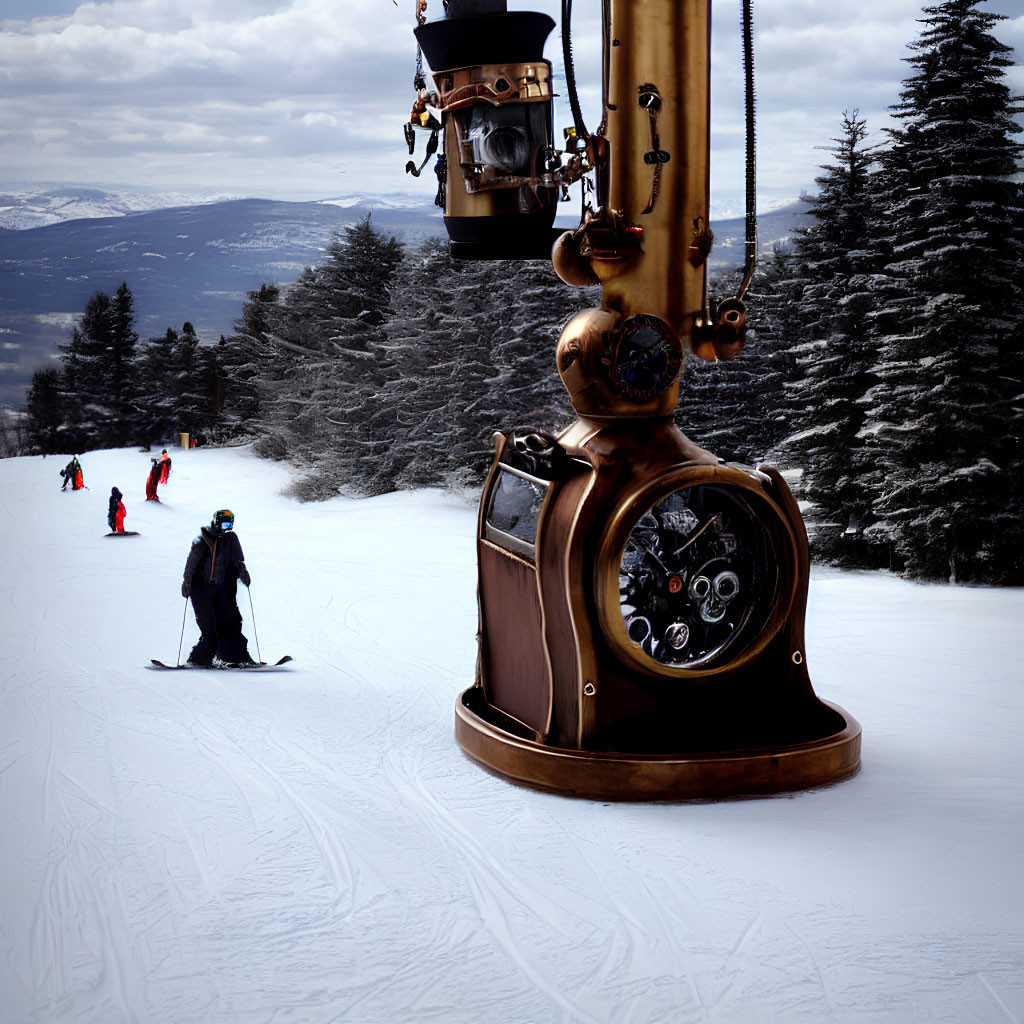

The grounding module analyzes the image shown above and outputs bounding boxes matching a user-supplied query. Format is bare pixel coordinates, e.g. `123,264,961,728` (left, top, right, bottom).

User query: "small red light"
626,225,644,236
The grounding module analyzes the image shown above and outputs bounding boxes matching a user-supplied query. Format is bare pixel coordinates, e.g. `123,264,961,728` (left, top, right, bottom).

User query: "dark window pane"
487,468,548,546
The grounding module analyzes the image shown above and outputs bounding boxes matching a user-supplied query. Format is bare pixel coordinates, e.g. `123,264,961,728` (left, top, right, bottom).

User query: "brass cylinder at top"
599,0,711,339
553,0,712,419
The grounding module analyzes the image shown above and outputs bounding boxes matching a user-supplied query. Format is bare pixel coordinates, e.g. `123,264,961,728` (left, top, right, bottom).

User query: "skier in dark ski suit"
181,509,256,666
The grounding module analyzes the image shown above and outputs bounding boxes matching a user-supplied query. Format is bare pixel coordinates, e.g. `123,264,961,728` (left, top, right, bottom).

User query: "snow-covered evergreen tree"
777,112,887,567
135,327,181,445
676,265,797,465
107,281,140,439
865,0,1024,582
54,283,141,449
488,260,584,436
24,367,65,453
173,323,224,440
250,216,405,495
368,242,505,493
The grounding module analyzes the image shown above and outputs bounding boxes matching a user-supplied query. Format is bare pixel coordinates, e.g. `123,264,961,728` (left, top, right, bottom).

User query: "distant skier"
145,458,161,501
159,449,172,484
108,487,126,533
61,456,84,490
181,509,256,667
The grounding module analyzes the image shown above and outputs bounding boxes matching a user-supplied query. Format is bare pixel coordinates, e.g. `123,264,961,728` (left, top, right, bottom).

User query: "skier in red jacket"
159,449,172,484
61,456,84,490
108,487,126,532
145,458,160,500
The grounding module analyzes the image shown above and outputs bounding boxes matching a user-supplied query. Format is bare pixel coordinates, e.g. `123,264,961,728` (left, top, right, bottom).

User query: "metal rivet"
583,682,596,696
792,651,803,665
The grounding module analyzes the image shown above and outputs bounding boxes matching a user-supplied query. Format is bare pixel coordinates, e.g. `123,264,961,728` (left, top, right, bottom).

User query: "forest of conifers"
14,0,1024,584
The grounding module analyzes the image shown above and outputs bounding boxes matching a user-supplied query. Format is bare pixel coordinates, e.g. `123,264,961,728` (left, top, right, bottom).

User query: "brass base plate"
455,690,861,801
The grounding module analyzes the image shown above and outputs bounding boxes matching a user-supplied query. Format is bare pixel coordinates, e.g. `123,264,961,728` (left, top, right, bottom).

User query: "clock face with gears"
609,314,682,402
617,483,780,669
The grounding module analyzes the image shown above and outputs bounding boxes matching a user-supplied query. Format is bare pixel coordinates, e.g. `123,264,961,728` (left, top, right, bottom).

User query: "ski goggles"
213,509,235,531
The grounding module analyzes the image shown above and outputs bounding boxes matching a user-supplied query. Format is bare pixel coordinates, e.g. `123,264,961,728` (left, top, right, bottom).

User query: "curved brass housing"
556,308,682,419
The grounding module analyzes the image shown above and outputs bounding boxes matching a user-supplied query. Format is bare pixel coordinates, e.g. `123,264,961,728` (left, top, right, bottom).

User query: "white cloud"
0,0,1019,201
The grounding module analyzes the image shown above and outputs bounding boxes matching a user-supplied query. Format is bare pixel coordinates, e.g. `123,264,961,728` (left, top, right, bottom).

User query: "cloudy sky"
1,0,1021,213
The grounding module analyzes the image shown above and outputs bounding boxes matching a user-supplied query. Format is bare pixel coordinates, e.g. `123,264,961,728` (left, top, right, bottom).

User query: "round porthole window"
617,484,782,669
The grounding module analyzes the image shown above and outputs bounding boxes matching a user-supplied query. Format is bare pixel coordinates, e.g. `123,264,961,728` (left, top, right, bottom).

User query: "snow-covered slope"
1,445,1022,1024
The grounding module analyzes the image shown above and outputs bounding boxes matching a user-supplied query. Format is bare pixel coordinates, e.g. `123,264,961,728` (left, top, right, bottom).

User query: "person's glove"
181,582,191,599
239,565,251,587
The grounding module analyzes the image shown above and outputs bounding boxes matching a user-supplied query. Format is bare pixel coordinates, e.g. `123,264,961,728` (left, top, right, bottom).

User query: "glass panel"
486,467,548,551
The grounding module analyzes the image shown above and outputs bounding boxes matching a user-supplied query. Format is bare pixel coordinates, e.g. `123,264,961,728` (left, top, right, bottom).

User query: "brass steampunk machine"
407,0,861,799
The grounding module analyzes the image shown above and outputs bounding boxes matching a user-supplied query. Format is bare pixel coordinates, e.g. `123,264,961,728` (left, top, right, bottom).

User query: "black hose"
561,0,588,142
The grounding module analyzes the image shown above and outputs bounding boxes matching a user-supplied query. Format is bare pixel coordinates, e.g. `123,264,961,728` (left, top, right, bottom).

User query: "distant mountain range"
0,185,809,409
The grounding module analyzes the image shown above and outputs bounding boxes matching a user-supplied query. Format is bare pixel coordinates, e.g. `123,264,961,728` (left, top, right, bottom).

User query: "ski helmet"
211,509,235,531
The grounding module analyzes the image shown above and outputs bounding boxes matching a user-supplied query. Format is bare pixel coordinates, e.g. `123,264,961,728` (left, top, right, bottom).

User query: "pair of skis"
147,656,293,672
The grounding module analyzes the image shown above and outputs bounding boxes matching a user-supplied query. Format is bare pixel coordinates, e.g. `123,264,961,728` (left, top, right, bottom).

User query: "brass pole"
553,0,714,421
598,0,711,341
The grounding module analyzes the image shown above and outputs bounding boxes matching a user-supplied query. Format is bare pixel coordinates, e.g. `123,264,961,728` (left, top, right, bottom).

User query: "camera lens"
479,125,530,173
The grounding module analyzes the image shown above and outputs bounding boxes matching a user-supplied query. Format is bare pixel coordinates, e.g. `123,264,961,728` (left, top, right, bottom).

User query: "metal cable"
738,0,757,299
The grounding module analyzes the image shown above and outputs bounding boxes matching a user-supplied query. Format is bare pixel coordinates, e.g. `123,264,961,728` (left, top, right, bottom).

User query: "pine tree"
676,266,796,464
54,283,142,448
227,284,284,444
107,281,139,433
487,260,584,437
368,241,502,492
174,322,220,437
25,367,65,453
865,0,1024,582
251,216,406,495
59,291,112,446
135,327,182,445
778,112,887,567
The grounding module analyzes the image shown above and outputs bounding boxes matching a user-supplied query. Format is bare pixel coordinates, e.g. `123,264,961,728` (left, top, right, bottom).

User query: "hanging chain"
414,0,428,89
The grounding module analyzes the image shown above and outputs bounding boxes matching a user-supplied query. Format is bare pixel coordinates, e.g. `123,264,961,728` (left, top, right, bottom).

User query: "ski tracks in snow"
26,689,148,1023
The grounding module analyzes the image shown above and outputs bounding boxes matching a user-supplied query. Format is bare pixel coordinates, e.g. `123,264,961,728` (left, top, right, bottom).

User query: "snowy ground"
1,445,1022,1024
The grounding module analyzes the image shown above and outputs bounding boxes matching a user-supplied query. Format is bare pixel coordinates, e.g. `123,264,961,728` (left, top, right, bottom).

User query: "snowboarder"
61,456,84,490
108,487,126,533
145,458,161,501
181,509,255,667
159,449,172,484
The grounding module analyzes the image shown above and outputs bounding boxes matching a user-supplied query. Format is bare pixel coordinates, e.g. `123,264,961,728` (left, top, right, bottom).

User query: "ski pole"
177,596,189,667
247,586,262,665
